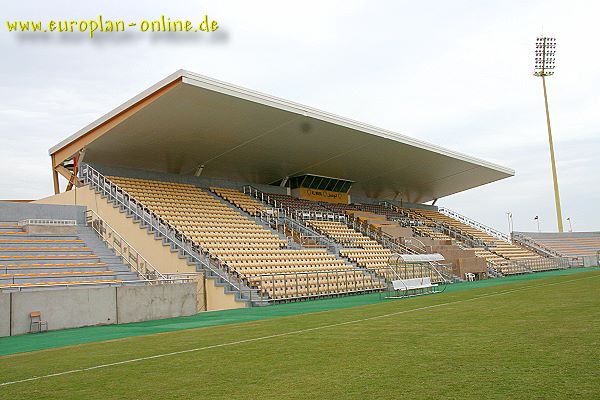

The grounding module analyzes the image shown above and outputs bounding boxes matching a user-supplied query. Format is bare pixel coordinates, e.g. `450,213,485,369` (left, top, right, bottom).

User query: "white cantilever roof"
49,69,514,203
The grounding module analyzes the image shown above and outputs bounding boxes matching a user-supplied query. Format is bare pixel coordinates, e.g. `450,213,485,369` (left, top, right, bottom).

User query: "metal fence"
503,256,575,274
245,268,387,301
18,219,77,227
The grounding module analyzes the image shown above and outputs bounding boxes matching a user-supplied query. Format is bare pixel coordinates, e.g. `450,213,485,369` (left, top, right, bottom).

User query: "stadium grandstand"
1,69,598,336
512,231,600,265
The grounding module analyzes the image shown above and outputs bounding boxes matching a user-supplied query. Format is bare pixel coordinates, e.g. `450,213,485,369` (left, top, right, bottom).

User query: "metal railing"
18,219,77,227
489,257,575,276
0,278,195,292
348,217,417,255
292,209,346,223
245,268,387,301
438,207,511,243
281,216,339,251
502,256,573,274
485,260,504,277
243,185,280,209
511,232,563,258
85,209,167,282
403,236,428,253
243,185,347,223
432,222,489,248
238,197,340,252
79,164,256,302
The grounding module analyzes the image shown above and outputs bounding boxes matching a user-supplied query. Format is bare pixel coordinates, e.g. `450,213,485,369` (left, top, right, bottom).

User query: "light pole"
506,212,513,236
534,37,564,232
534,215,540,233
567,217,572,232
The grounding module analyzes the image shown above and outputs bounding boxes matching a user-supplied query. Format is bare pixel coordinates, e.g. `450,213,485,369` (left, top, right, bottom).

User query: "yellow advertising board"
295,188,349,204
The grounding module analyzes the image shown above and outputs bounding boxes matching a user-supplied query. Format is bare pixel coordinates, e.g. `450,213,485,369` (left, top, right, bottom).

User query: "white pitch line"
1,273,598,387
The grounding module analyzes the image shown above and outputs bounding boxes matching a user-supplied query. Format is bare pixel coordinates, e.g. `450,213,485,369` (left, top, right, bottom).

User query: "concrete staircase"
0,222,139,289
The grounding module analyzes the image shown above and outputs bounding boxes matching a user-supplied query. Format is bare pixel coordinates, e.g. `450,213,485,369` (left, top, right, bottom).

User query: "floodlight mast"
534,37,564,233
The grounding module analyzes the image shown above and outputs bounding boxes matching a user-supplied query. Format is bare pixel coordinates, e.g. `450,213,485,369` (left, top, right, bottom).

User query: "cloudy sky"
1,0,598,233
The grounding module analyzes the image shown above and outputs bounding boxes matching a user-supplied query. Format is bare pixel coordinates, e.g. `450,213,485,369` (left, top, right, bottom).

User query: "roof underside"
50,70,514,203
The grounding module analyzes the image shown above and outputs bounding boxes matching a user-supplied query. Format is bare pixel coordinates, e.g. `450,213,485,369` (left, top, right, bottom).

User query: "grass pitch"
1,270,599,399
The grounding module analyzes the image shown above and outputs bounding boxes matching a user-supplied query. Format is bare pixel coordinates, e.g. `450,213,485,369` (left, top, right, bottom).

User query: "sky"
1,0,598,233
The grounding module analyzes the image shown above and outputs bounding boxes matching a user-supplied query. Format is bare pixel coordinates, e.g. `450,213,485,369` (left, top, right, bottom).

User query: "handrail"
0,278,196,292
438,207,511,243
358,222,417,255
18,219,77,227
504,256,572,272
85,209,167,282
432,222,488,248
243,185,280,209
243,185,344,222
281,214,340,251
403,236,427,254
242,189,342,252
486,260,503,277
511,232,563,258
293,209,346,223
79,164,253,300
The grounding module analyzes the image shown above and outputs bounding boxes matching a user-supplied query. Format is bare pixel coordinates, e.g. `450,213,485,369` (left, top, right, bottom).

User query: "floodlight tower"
534,36,564,232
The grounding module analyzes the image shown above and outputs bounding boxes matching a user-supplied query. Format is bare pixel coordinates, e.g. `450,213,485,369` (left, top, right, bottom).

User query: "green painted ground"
0,267,596,356
1,269,599,399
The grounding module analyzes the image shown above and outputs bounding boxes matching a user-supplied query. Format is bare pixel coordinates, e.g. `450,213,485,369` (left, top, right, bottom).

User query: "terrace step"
0,239,85,247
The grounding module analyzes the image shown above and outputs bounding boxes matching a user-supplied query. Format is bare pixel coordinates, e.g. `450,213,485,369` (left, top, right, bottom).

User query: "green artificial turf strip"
0,266,596,356
0,269,599,399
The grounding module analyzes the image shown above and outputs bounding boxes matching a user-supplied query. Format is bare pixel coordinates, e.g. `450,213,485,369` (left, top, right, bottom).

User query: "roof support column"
52,165,60,194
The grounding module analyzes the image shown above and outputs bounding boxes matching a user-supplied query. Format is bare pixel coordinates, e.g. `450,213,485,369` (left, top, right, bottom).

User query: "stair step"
0,234,81,240
0,239,84,246
0,255,101,264
0,247,92,254
0,279,124,289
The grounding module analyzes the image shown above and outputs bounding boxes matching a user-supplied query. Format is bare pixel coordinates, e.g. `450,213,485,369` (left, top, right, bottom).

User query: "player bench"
390,277,438,297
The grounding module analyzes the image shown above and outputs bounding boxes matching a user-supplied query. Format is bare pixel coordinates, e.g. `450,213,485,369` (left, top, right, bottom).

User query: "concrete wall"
10,287,116,336
429,245,487,278
0,201,85,223
0,293,10,337
117,283,197,323
35,186,244,311
380,226,413,239
455,257,488,276
25,225,77,234
205,279,247,311
2,282,200,337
